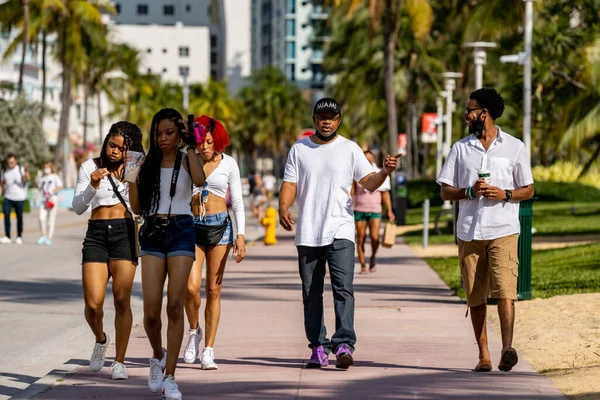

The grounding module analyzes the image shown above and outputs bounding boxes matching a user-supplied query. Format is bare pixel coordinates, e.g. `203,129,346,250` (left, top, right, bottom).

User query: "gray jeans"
297,239,356,354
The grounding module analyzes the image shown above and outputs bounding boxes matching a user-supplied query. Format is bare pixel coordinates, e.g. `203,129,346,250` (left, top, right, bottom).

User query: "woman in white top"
72,121,143,380
128,108,206,400
35,162,63,245
183,115,246,370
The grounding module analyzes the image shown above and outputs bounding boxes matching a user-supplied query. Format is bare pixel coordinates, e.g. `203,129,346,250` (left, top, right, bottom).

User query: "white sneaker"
0,237,12,244
200,346,218,370
148,348,167,393
89,333,110,372
163,374,182,400
15,237,23,245
183,326,203,364
111,361,128,380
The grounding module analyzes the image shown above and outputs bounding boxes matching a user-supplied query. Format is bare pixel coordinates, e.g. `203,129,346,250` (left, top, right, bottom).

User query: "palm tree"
189,79,239,127
17,0,30,95
323,0,433,157
53,0,114,168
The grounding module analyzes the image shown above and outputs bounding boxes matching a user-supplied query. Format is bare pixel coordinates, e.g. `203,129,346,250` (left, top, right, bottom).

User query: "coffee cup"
477,169,491,185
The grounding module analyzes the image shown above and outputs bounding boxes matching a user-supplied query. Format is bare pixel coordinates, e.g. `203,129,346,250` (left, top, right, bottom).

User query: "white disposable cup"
124,151,145,183
477,169,491,185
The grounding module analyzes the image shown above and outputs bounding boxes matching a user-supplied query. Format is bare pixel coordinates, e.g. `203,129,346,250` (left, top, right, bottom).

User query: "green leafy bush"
532,161,600,189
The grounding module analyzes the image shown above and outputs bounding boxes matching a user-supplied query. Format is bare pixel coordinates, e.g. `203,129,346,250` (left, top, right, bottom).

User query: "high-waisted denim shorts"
140,215,196,259
193,211,233,247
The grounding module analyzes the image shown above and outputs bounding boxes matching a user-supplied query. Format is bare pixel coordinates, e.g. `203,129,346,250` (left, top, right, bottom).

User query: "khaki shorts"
458,233,519,307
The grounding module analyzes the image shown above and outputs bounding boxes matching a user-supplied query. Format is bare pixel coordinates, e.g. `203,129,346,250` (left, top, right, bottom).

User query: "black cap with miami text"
313,97,341,116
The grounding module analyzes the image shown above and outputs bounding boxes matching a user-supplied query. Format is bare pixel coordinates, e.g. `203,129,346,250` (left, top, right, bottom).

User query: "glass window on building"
210,35,217,48
164,4,175,15
286,0,296,14
185,4,191,12
286,41,295,60
179,66,190,76
115,3,121,14
211,52,218,65
137,4,148,15
285,63,295,81
286,19,295,37
179,46,189,57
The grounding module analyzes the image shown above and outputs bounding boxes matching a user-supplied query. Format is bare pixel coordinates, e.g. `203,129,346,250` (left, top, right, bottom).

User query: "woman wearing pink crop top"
182,115,246,371
352,150,395,274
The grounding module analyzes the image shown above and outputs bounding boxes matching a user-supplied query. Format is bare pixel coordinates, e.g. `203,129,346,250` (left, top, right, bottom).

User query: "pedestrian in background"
35,162,63,245
72,122,143,380
438,88,534,373
0,153,30,245
183,115,246,370
279,97,401,369
352,150,395,274
129,108,206,400
263,170,277,202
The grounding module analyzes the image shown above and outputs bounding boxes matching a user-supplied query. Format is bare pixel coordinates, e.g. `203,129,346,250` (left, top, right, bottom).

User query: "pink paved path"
28,232,564,399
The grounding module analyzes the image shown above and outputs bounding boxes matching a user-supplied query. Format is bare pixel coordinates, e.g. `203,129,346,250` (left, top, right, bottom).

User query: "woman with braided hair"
72,121,144,381
128,108,206,400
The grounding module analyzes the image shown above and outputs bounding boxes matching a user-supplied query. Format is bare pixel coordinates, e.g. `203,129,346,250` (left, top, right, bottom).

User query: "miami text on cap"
313,98,341,115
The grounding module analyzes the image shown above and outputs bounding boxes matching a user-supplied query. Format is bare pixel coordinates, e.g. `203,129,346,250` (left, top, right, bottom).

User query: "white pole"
523,0,533,159
435,96,444,177
444,79,454,159
182,74,190,111
423,199,430,249
474,49,485,89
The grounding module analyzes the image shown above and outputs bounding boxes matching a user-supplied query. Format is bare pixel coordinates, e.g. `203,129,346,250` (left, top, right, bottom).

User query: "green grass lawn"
402,202,600,245
425,242,600,299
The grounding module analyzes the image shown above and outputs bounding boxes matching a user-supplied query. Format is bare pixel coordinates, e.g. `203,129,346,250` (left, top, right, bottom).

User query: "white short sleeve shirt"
437,126,534,241
284,136,374,247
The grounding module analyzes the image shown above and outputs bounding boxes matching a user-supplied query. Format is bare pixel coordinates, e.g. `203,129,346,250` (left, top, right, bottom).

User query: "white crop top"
193,154,245,236
155,154,193,216
72,158,131,215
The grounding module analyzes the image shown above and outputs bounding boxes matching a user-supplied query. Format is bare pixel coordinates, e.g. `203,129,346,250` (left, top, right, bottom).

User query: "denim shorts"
140,215,196,259
193,211,233,247
82,219,138,265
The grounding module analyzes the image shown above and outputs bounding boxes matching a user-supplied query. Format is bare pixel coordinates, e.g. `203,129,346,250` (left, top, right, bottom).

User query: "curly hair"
469,88,505,120
138,108,183,217
95,121,142,180
195,115,230,153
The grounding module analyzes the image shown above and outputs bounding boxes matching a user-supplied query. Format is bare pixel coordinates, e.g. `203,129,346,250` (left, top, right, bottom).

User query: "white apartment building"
251,0,328,98
111,23,211,84
110,0,251,92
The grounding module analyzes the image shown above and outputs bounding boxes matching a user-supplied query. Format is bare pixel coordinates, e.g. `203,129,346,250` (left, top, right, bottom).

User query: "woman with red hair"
183,115,247,369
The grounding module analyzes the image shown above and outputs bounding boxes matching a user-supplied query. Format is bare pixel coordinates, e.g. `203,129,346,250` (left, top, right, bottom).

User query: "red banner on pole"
421,113,438,143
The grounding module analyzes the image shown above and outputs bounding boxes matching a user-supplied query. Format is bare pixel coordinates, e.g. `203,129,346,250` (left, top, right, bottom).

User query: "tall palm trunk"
383,0,403,156
41,30,47,112
18,0,30,94
97,92,103,146
55,22,71,178
83,83,89,147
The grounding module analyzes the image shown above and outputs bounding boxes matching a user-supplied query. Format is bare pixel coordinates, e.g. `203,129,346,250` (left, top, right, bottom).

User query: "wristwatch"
505,190,513,202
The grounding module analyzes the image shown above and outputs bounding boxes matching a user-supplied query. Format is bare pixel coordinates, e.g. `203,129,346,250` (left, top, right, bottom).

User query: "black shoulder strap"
108,175,129,212
170,150,183,198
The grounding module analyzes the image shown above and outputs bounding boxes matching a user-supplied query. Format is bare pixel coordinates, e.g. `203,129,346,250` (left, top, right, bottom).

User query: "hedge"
406,180,600,208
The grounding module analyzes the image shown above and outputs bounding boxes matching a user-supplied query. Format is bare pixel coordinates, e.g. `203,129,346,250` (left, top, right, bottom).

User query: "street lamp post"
463,42,497,90
181,70,190,111
435,92,447,178
441,72,462,210
500,0,535,159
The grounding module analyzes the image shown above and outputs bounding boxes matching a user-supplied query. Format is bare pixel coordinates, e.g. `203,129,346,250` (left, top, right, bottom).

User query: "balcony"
310,49,324,63
311,5,329,20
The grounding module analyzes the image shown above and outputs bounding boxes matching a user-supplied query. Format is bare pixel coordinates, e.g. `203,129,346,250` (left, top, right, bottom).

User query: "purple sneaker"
306,345,329,369
335,344,354,369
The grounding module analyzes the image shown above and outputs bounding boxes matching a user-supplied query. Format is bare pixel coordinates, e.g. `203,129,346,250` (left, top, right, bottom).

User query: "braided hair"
138,108,183,217
95,121,143,181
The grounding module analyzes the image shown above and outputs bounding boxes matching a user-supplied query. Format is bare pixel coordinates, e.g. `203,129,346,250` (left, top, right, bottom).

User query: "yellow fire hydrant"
261,206,278,245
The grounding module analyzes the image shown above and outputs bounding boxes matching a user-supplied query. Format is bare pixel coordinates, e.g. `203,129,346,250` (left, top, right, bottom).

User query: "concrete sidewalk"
24,231,564,399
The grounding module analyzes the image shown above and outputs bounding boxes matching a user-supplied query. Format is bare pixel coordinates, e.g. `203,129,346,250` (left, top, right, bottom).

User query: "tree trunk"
41,30,47,112
54,23,71,178
97,92,103,146
383,0,400,157
405,101,413,179
18,0,30,95
83,83,89,147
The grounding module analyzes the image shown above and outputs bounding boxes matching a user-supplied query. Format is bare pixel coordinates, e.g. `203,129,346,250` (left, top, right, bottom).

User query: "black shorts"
82,219,138,265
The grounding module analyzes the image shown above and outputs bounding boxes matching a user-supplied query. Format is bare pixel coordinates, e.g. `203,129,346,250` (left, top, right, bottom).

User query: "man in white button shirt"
437,88,534,373
279,98,401,370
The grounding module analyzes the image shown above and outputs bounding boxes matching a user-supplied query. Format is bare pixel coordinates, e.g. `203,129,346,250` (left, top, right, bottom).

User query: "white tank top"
155,156,193,216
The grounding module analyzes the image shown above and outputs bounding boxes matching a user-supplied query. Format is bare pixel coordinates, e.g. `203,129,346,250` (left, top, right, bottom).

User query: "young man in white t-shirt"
279,98,401,369
1,153,31,244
